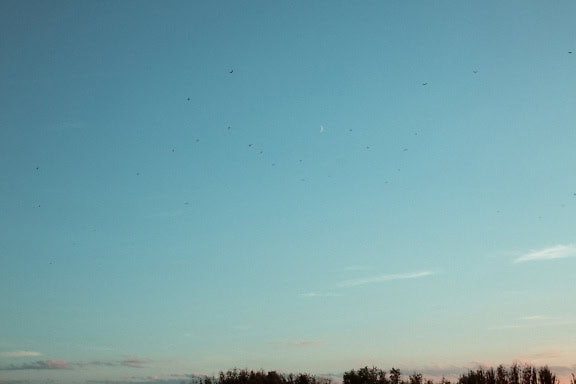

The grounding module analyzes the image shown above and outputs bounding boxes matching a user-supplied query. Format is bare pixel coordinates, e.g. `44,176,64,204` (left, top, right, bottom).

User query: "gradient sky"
1,1,576,384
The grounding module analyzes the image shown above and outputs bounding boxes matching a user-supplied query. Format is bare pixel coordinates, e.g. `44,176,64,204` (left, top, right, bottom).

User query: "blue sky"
1,1,576,383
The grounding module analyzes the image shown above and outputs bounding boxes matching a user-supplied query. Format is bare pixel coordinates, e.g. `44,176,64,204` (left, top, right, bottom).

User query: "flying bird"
422,82,428,86
229,69,234,73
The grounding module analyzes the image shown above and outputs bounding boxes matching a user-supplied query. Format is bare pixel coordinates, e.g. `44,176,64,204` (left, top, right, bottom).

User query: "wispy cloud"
520,315,553,321
0,379,30,384
0,360,69,370
489,316,576,330
338,271,435,287
288,340,321,347
120,358,152,369
5,358,157,371
300,292,339,297
523,351,564,360
513,244,576,263
86,360,118,367
0,351,42,358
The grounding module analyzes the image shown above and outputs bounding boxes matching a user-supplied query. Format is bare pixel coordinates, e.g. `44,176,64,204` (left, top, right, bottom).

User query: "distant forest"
190,364,576,384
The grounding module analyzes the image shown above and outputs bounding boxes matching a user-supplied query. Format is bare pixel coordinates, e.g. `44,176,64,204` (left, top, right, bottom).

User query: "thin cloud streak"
337,271,435,287
520,315,553,321
0,360,69,370
0,351,42,358
513,244,576,263
120,358,151,369
288,340,321,347
489,317,576,330
300,292,339,297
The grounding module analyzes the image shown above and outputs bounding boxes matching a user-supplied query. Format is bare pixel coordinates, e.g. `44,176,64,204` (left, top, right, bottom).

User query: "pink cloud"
45,360,69,369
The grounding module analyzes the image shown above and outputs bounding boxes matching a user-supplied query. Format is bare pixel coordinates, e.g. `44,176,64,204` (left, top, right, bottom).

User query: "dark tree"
344,367,389,384
409,373,423,384
486,367,497,384
509,364,520,384
390,368,402,384
537,366,557,384
496,365,508,384
521,365,535,384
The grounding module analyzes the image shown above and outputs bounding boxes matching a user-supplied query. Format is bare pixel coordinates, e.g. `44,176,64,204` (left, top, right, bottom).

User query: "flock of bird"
32,51,576,211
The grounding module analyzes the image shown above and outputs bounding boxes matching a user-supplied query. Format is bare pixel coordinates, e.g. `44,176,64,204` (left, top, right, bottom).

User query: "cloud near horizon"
0,351,42,358
120,358,152,369
0,357,155,372
337,271,435,287
513,244,576,263
0,360,69,370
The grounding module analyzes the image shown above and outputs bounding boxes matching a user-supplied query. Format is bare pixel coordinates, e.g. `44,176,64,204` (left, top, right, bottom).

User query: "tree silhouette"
457,364,564,384
537,367,557,384
509,364,520,384
409,372,423,384
206,369,330,384
344,366,389,384
197,364,573,384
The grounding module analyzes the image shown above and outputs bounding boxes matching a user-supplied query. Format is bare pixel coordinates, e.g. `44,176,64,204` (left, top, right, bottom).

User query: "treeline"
343,364,572,384
457,364,568,384
191,368,332,384
192,364,576,384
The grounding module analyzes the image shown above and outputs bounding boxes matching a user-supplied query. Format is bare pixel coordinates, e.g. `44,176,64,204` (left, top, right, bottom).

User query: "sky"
1,1,576,384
